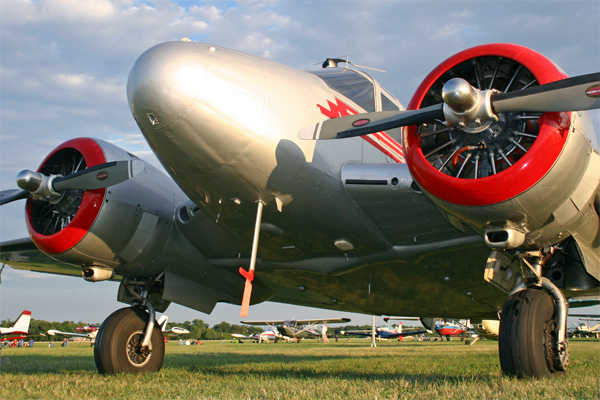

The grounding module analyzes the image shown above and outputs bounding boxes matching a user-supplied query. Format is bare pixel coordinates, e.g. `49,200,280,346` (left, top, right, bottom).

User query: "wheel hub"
126,331,153,367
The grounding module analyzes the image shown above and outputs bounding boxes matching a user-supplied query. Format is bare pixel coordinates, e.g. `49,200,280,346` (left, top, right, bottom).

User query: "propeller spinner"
1,160,145,206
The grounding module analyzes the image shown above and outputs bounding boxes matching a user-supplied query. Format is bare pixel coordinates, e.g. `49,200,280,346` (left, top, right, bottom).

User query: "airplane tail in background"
157,315,168,331
157,315,190,335
0,310,32,339
10,310,32,333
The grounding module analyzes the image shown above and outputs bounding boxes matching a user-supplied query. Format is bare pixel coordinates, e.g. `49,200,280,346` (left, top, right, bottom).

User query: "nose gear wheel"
94,307,165,374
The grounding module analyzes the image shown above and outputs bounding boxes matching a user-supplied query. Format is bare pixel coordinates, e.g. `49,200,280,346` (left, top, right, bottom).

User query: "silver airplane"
241,317,351,341
1,40,599,378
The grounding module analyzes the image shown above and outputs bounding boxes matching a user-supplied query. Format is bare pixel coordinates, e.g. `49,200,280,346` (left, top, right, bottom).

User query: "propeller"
0,159,145,206
0,189,30,206
298,72,599,140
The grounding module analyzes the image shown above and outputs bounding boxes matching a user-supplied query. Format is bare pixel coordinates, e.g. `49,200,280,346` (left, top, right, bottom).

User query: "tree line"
1,318,416,342
0,318,264,341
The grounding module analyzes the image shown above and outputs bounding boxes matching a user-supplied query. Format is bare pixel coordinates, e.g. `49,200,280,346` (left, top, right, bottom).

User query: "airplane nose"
127,41,265,165
127,41,208,129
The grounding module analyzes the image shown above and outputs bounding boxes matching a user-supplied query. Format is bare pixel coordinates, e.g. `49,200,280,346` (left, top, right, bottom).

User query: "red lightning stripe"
371,132,405,161
317,98,404,163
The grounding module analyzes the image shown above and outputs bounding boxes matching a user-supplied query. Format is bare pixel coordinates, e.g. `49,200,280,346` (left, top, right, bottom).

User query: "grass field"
1,339,598,399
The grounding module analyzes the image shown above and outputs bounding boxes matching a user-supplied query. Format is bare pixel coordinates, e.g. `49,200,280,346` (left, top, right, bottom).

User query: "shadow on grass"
1,349,497,385
162,350,497,384
0,353,96,375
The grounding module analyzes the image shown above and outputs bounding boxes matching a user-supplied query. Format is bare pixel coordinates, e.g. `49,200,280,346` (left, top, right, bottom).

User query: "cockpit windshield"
310,69,376,112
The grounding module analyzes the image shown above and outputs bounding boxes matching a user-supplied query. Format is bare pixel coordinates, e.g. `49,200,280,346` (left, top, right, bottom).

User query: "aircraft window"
381,93,400,111
311,69,375,112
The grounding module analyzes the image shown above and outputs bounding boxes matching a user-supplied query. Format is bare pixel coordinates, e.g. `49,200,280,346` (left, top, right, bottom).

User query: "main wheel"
94,307,165,374
499,288,566,378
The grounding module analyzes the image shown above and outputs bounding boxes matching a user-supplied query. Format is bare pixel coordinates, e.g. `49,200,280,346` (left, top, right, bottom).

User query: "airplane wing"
47,329,93,339
340,330,372,337
240,320,286,326
393,329,429,337
292,318,351,325
1,238,122,282
569,314,600,319
231,333,252,339
163,327,190,335
241,317,350,326
1,238,85,278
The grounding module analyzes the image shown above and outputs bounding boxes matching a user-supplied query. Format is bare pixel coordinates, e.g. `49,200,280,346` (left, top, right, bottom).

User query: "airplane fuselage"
124,41,504,319
119,40,600,320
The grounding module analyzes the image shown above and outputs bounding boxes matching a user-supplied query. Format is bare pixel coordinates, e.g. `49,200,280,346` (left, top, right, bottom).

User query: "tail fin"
157,315,168,331
12,310,32,333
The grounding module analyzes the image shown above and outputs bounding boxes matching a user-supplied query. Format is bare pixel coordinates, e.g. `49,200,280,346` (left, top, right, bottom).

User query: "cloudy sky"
1,0,599,327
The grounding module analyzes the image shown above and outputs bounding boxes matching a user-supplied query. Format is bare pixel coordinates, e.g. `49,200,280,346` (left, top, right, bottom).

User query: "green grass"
1,339,599,399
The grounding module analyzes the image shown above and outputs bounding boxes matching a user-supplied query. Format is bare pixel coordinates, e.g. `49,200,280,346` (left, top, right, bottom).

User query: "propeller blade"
299,72,599,142
492,72,600,113
0,189,29,206
298,104,444,140
52,159,145,191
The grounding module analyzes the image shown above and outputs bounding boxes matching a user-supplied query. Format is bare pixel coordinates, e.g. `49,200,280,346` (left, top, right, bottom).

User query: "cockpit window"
310,69,375,112
381,93,400,111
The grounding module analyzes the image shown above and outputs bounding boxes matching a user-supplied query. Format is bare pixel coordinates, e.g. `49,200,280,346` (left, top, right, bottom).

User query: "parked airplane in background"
0,310,32,341
47,315,188,344
567,314,600,338
48,325,100,344
231,330,279,343
341,320,426,341
241,317,350,341
433,319,480,344
1,39,599,378
568,321,600,338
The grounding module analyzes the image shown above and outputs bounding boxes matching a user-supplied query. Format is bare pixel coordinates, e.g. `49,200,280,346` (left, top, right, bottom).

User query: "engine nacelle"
25,138,180,276
404,44,600,253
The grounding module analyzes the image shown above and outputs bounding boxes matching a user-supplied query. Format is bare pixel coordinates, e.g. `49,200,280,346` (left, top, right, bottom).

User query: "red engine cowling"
25,138,180,275
404,44,599,250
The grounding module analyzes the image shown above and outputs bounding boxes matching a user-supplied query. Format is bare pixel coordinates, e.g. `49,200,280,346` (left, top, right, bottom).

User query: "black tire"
94,307,165,374
499,289,565,378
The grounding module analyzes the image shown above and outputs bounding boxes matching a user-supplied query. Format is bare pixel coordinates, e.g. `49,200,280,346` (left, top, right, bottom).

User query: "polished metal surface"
2,41,599,324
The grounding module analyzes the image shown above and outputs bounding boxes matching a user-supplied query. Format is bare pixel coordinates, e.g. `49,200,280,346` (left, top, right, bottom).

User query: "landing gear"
489,248,570,378
498,285,568,377
94,307,165,374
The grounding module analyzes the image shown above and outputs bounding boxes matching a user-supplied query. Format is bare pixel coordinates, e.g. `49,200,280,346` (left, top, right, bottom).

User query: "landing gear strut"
498,250,569,377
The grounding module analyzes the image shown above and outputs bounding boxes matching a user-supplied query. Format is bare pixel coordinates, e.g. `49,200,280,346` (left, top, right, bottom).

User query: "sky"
1,0,599,327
